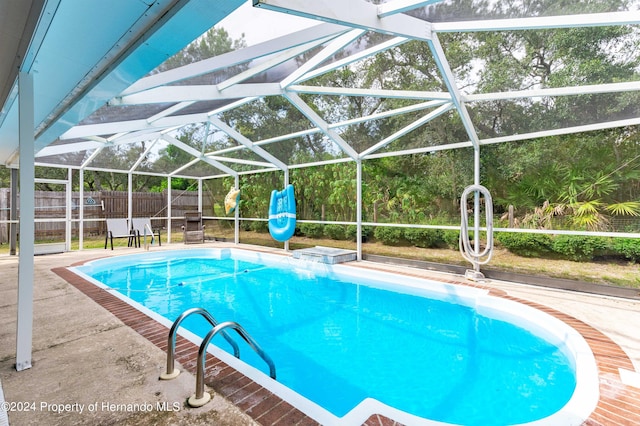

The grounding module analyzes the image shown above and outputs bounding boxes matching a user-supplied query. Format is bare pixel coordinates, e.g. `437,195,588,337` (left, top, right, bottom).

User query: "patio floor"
1,242,639,425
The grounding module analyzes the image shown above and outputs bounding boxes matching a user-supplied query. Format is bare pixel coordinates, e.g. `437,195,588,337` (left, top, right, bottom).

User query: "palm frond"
605,201,640,217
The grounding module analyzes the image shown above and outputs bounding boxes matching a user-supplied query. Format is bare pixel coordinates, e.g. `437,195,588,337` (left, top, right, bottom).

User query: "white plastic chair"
131,218,161,247
104,218,136,250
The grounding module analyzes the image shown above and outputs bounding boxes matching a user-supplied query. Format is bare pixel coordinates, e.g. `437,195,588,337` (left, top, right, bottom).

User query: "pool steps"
160,307,275,408
292,246,357,264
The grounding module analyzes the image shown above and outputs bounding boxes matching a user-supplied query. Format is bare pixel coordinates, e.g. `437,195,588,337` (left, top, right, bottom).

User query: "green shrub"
612,238,640,262
495,232,553,257
373,226,405,245
551,235,610,261
323,224,346,240
250,220,269,233
345,225,373,242
404,228,443,248
299,223,324,238
442,229,461,249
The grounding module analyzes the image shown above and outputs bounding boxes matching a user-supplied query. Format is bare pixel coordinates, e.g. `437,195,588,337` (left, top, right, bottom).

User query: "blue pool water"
75,249,579,425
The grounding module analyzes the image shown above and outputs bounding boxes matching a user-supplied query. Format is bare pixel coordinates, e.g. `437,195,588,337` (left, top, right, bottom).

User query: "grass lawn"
240,231,640,289
3,228,639,288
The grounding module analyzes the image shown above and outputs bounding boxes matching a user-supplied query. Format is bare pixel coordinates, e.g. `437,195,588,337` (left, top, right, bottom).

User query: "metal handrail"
160,307,240,380
143,223,154,249
191,321,276,405
459,184,494,271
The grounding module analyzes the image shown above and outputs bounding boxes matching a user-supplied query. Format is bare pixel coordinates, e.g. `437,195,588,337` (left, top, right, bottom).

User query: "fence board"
0,189,204,241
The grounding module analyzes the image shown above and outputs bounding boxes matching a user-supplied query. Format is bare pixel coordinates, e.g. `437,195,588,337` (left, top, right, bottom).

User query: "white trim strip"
269,213,297,220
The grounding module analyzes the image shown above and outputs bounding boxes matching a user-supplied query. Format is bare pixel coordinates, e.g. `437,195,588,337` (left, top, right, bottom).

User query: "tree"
155,27,246,72
485,130,640,231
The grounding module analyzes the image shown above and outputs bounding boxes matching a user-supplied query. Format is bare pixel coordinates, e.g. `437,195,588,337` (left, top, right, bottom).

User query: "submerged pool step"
292,246,357,264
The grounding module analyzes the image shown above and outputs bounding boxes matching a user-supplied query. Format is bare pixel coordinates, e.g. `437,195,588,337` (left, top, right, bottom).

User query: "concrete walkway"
0,243,639,425
0,246,258,426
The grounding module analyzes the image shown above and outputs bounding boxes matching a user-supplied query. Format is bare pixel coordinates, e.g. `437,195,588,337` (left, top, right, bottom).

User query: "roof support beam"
163,134,238,176
428,34,480,149
205,155,273,168
129,139,158,173
208,116,287,170
280,29,366,88
333,100,448,129
207,97,258,116
366,115,640,160
479,116,640,147
465,80,640,102
122,23,349,95
377,0,442,18
80,145,106,169
170,157,200,176
217,35,337,91
432,11,640,32
289,85,451,101
115,83,283,105
108,131,169,145
297,36,409,84
207,100,446,157
147,102,195,123
360,102,453,158
253,0,432,41
60,112,213,140
36,140,103,158
284,91,359,160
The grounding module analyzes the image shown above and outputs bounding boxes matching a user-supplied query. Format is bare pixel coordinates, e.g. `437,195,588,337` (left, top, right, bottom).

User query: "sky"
215,2,318,46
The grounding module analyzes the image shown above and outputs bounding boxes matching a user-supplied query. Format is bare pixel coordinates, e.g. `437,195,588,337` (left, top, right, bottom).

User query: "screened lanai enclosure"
2,0,640,369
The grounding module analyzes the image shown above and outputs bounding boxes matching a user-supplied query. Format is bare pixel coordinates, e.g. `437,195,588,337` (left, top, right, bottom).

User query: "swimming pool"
72,248,599,425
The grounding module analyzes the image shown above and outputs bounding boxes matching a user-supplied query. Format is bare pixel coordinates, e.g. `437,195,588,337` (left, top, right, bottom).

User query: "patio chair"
182,211,205,244
131,217,161,247
104,218,137,250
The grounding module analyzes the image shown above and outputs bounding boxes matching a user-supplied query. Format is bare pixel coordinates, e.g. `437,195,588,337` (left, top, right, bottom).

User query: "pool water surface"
73,248,598,425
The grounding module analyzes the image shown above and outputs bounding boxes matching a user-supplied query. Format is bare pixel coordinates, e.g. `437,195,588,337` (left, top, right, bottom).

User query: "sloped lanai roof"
7,0,640,180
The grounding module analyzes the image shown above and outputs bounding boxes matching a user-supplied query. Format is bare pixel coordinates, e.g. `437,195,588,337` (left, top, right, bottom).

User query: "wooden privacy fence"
0,189,209,242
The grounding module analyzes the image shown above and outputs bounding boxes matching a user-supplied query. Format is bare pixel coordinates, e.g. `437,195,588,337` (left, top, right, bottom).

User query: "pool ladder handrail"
190,320,276,407
459,184,494,280
160,307,276,408
160,307,240,380
142,223,154,250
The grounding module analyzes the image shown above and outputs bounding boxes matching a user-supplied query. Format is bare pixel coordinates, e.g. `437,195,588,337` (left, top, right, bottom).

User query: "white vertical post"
283,169,290,252
16,71,35,371
234,175,239,244
473,147,480,271
65,168,72,251
10,168,18,255
127,173,133,222
167,177,172,243
198,179,203,242
356,159,362,261
79,169,84,250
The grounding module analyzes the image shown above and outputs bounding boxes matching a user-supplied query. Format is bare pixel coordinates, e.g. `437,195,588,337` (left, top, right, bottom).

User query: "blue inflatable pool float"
268,184,296,242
